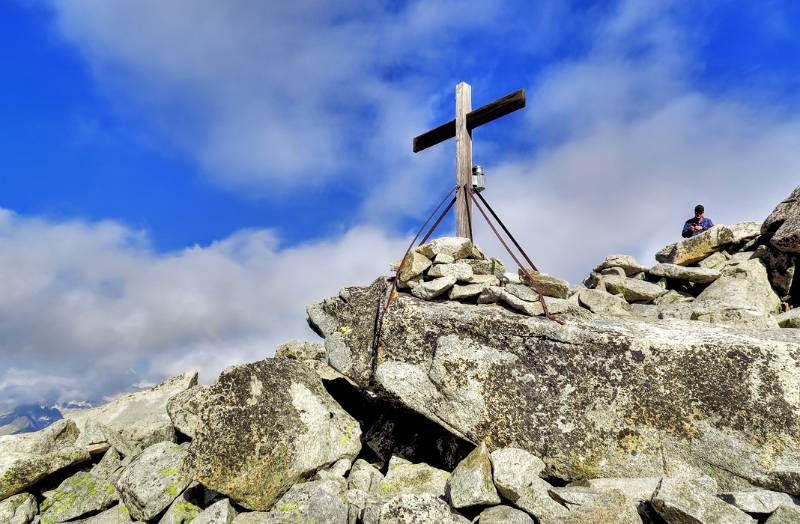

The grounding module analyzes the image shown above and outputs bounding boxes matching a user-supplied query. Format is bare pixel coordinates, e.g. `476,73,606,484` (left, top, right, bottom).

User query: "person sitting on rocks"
682,204,714,238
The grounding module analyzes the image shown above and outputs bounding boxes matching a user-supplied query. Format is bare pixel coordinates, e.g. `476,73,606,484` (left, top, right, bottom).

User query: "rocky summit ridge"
2,186,800,524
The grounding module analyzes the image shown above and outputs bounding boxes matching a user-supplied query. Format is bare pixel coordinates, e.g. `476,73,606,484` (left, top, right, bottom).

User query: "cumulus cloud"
44,0,534,198
468,1,800,281
7,0,800,411
0,209,404,411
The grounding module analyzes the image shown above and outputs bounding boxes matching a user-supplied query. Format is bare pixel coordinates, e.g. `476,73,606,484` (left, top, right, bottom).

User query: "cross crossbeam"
413,83,526,239
413,88,526,153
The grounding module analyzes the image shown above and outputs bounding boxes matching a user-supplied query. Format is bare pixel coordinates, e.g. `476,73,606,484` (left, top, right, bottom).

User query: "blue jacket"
682,217,714,238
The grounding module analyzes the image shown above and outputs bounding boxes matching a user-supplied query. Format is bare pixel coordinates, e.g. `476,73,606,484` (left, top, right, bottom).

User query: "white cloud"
0,209,405,410
7,0,799,412
44,0,516,198
467,1,800,282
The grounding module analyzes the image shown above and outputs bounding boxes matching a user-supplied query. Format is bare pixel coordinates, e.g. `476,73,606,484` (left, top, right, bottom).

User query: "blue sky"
2,0,800,409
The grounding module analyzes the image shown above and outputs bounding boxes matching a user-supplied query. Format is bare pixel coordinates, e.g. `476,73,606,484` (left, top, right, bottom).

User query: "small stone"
231,512,270,524
433,253,456,264
567,477,661,503
467,274,501,286
449,283,490,301
114,442,191,522
428,262,474,281
504,283,541,303
754,244,797,296
158,483,204,524
348,459,383,494
503,272,522,285
653,290,694,306
315,458,352,480
777,308,800,328
648,263,721,283
602,275,668,303
266,479,348,523
725,251,756,266
594,255,649,276
191,498,237,524
397,251,432,283
763,185,800,253
718,489,800,514
559,489,641,524
651,477,755,524
470,244,486,259
489,448,546,500
518,270,570,299
630,303,659,319
767,504,800,523
275,339,326,361
79,504,139,523
396,274,423,290
464,258,505,278
373,493,470,523
166,385,210,440
729,221,763,244
600,267,626,277
90,448,123,483
377,456,450,499
577,288,632,316
417,237,474,260
411,276,457,300
0,493,37,524
500,291,543,316
477,286,504,304
476,505,533,523
697,251,730,269
40,471,118,523
446,442,500,508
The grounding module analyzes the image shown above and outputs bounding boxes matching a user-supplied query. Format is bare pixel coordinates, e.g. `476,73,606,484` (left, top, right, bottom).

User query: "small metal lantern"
472,165,486,193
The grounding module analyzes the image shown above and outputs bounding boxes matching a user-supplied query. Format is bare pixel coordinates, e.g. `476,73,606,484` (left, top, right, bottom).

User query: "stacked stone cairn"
393,237,581,318
395,184,800,329
579,202,799,328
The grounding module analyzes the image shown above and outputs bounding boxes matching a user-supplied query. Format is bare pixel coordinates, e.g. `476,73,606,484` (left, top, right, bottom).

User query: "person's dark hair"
694,204,704,214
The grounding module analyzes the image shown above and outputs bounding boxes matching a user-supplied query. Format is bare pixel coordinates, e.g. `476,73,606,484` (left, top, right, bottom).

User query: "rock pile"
394,237,581,318
6,348,798,523
580,220,793,328
2,185,800,523
394,185,800,329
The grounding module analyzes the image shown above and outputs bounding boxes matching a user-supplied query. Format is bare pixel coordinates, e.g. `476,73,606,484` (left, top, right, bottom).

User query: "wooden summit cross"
413,82,526,240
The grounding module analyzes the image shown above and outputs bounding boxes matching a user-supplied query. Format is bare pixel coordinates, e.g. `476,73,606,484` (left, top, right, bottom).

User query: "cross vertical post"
413,84,526,240
455,82,473,240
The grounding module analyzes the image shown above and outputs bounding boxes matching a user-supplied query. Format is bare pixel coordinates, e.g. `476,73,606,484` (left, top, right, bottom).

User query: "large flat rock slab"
308,278,800,495
184,358,361,511
656,223,760,266
66,372,197,454
0,420,90,501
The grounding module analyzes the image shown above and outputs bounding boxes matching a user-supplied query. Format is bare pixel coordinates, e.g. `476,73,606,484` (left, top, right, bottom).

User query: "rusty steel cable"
471,195,564,324
418,196,457,247
385,186,458,311
371,185,457,385
475,191,539,273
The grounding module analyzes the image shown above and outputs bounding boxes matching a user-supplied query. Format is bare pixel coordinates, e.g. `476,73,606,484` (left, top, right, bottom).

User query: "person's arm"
705,218,714,229
682,221,693,238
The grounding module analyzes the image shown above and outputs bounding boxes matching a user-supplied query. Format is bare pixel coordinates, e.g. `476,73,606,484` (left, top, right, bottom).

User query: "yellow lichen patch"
277,501,299,513
339,326,353,336
757,434,789,470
